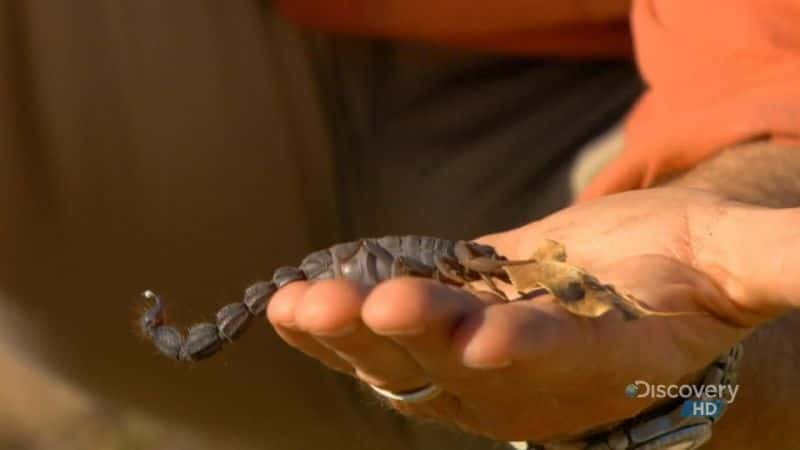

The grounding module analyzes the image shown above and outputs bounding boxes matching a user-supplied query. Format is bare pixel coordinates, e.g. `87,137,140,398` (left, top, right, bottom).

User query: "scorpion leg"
390,256,436,278
363,240,398,282
436,251,509,300
453,241,509,278
477,273,509,301
433,255,473,286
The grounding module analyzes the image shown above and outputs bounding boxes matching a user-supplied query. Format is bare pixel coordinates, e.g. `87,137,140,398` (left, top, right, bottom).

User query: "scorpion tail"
139,281,279,362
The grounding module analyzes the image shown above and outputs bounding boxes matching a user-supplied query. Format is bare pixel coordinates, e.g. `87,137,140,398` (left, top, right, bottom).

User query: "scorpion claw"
434,255,470,285
391,256,435,278
453,241,508,275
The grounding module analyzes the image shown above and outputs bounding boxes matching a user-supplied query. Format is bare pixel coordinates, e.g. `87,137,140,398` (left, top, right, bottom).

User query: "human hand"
266,186,798,442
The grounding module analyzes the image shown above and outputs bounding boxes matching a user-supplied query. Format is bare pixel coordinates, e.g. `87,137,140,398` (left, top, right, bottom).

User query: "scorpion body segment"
216,303,252,340
140,236,508,362
243,281,276,315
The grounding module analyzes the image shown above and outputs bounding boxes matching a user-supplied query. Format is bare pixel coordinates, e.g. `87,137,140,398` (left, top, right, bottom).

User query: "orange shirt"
581,0,800,200
275,0,633,57
276,0,800,199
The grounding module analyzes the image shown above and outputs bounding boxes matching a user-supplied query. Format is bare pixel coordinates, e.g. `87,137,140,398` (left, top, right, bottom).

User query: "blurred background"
0,1,640,449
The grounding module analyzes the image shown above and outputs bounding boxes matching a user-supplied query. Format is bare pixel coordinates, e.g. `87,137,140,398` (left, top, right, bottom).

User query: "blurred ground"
0,296,255,450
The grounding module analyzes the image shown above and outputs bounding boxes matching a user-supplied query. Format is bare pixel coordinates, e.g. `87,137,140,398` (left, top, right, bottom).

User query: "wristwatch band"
510,344,743,450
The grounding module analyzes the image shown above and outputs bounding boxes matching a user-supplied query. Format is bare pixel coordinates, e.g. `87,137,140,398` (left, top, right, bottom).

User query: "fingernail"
275,320,297,329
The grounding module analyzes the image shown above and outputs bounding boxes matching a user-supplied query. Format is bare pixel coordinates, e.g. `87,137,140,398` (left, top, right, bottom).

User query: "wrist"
691,203,799,321
649,140,800,322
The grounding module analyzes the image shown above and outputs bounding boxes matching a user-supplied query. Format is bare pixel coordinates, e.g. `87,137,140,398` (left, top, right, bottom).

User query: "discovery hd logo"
625,380,740,419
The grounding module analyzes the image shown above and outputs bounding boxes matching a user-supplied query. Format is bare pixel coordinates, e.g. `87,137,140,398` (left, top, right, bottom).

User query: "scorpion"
140,235,694,362
140,236,525,362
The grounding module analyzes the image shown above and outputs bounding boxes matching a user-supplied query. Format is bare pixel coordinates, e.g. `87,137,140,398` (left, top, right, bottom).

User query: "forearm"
665,140,800,208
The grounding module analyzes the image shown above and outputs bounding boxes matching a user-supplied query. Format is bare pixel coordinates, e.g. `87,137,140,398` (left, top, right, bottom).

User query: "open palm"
268,187,787,441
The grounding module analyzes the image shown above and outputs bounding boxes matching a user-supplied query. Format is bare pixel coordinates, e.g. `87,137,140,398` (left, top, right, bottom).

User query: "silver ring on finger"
368,383,443,404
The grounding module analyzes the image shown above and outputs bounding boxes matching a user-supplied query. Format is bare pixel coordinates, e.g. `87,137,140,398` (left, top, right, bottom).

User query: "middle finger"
294,279,431,392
